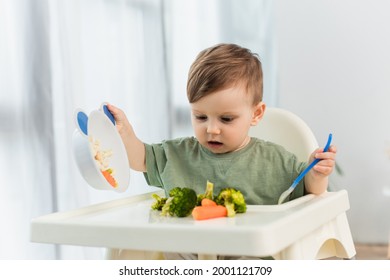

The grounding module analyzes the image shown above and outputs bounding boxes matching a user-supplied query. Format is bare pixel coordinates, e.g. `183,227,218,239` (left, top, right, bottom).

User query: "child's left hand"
309,145,337,177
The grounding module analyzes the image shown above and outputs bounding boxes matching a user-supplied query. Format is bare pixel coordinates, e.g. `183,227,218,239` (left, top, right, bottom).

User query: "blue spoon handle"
278,133,333,204
291,133,333,189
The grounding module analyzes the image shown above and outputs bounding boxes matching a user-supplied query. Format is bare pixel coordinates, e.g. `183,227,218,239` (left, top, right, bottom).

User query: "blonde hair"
187,43,263,105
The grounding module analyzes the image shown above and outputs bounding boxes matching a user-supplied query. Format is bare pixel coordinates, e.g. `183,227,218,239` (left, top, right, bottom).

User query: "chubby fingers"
105,103,133,135
106,103,122,118
106,103,129,123
312,145,337,175
315,144,337,159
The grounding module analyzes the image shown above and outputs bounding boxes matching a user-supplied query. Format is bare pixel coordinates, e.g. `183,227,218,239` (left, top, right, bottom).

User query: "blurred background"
1,0,389,259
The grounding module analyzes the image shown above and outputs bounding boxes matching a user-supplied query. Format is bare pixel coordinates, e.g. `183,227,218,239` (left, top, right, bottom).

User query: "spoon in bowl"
278,133,333,204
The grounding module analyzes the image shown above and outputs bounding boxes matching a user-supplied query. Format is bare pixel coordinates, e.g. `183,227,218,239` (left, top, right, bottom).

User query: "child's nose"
206,121,221,134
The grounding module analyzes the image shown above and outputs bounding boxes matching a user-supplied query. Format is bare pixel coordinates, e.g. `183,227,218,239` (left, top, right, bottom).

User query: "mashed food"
90,136,118,188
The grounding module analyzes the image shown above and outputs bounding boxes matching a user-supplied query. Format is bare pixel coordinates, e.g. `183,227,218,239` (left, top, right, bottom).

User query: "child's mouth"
207,141,223,148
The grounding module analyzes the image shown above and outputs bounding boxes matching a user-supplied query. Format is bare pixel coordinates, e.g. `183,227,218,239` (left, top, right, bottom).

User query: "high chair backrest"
249,107,319,162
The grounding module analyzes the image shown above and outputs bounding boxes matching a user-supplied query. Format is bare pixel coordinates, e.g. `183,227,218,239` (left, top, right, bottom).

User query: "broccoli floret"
161,187,197,217
168,187,182,197
151,193,168,211
215,188,247,217
197,181,214,205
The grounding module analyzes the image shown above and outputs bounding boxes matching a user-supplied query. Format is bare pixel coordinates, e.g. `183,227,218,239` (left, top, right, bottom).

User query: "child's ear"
251,102,266,126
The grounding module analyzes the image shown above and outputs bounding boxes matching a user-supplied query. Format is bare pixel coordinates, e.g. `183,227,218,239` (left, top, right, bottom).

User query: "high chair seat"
249,107,319,162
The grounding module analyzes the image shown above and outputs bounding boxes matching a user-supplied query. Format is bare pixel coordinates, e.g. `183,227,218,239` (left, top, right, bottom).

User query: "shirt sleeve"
143,143,167,188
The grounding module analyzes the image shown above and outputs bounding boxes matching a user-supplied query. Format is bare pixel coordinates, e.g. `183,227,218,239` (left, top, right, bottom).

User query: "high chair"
30,107,356,260
250,107,319,162
247,107,356,259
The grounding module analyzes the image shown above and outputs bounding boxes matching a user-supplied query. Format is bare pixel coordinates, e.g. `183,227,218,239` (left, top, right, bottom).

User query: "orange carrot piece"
192,205,227,220
101,170,118,188
201,198,217,207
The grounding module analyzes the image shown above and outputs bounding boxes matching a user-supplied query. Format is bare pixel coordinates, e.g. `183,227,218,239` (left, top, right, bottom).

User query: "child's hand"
105,103,147,172
106,103,132,136
304,145,337,195
309,145,337,177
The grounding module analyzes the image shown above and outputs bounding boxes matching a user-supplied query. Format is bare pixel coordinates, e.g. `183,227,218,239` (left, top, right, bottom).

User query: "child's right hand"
105,103,147,172
106,103,132,136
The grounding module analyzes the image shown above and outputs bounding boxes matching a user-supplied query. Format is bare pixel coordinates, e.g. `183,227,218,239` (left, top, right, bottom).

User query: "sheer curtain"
0,0,276,259
49,0,169,259
1,0,168,259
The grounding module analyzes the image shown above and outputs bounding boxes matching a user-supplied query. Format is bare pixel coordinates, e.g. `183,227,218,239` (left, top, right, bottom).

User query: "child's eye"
220,116,234,123
195,115,207,121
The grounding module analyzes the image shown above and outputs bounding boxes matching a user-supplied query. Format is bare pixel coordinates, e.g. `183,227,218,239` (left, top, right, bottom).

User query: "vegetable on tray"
151,181,247,220
201,198,217,207
151,193,168,211
196,180,214,205
159,187,198,217
215,188,247,217
192,205,227,220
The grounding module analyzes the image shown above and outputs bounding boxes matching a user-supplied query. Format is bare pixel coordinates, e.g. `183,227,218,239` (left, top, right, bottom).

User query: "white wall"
275,0,390,243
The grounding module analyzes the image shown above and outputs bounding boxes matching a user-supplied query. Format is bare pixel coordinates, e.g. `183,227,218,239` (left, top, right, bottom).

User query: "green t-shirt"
144,137,308,205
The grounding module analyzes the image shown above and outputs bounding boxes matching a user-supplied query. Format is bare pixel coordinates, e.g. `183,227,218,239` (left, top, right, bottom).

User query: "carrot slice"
201,198,217,207
101,170,118,188
192,205,227,220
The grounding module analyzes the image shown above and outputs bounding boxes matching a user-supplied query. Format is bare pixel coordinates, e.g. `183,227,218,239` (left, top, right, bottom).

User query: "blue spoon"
278,133,333,204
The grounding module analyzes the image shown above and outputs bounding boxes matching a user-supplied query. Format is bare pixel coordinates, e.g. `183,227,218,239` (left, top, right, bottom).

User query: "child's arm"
304,145,337,195
106,104,147,172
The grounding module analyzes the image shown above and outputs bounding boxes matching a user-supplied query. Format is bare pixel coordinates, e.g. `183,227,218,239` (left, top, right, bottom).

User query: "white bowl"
72,109,130,192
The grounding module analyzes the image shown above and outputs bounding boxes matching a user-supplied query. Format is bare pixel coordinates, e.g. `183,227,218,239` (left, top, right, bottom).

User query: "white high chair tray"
31,190,350,257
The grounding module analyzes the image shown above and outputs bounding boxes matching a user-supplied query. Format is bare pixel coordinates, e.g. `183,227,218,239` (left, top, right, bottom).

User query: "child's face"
190,85,264,154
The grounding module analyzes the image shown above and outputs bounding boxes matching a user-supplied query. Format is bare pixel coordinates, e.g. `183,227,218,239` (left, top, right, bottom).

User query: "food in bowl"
73,107,129,192
89,136,118,188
